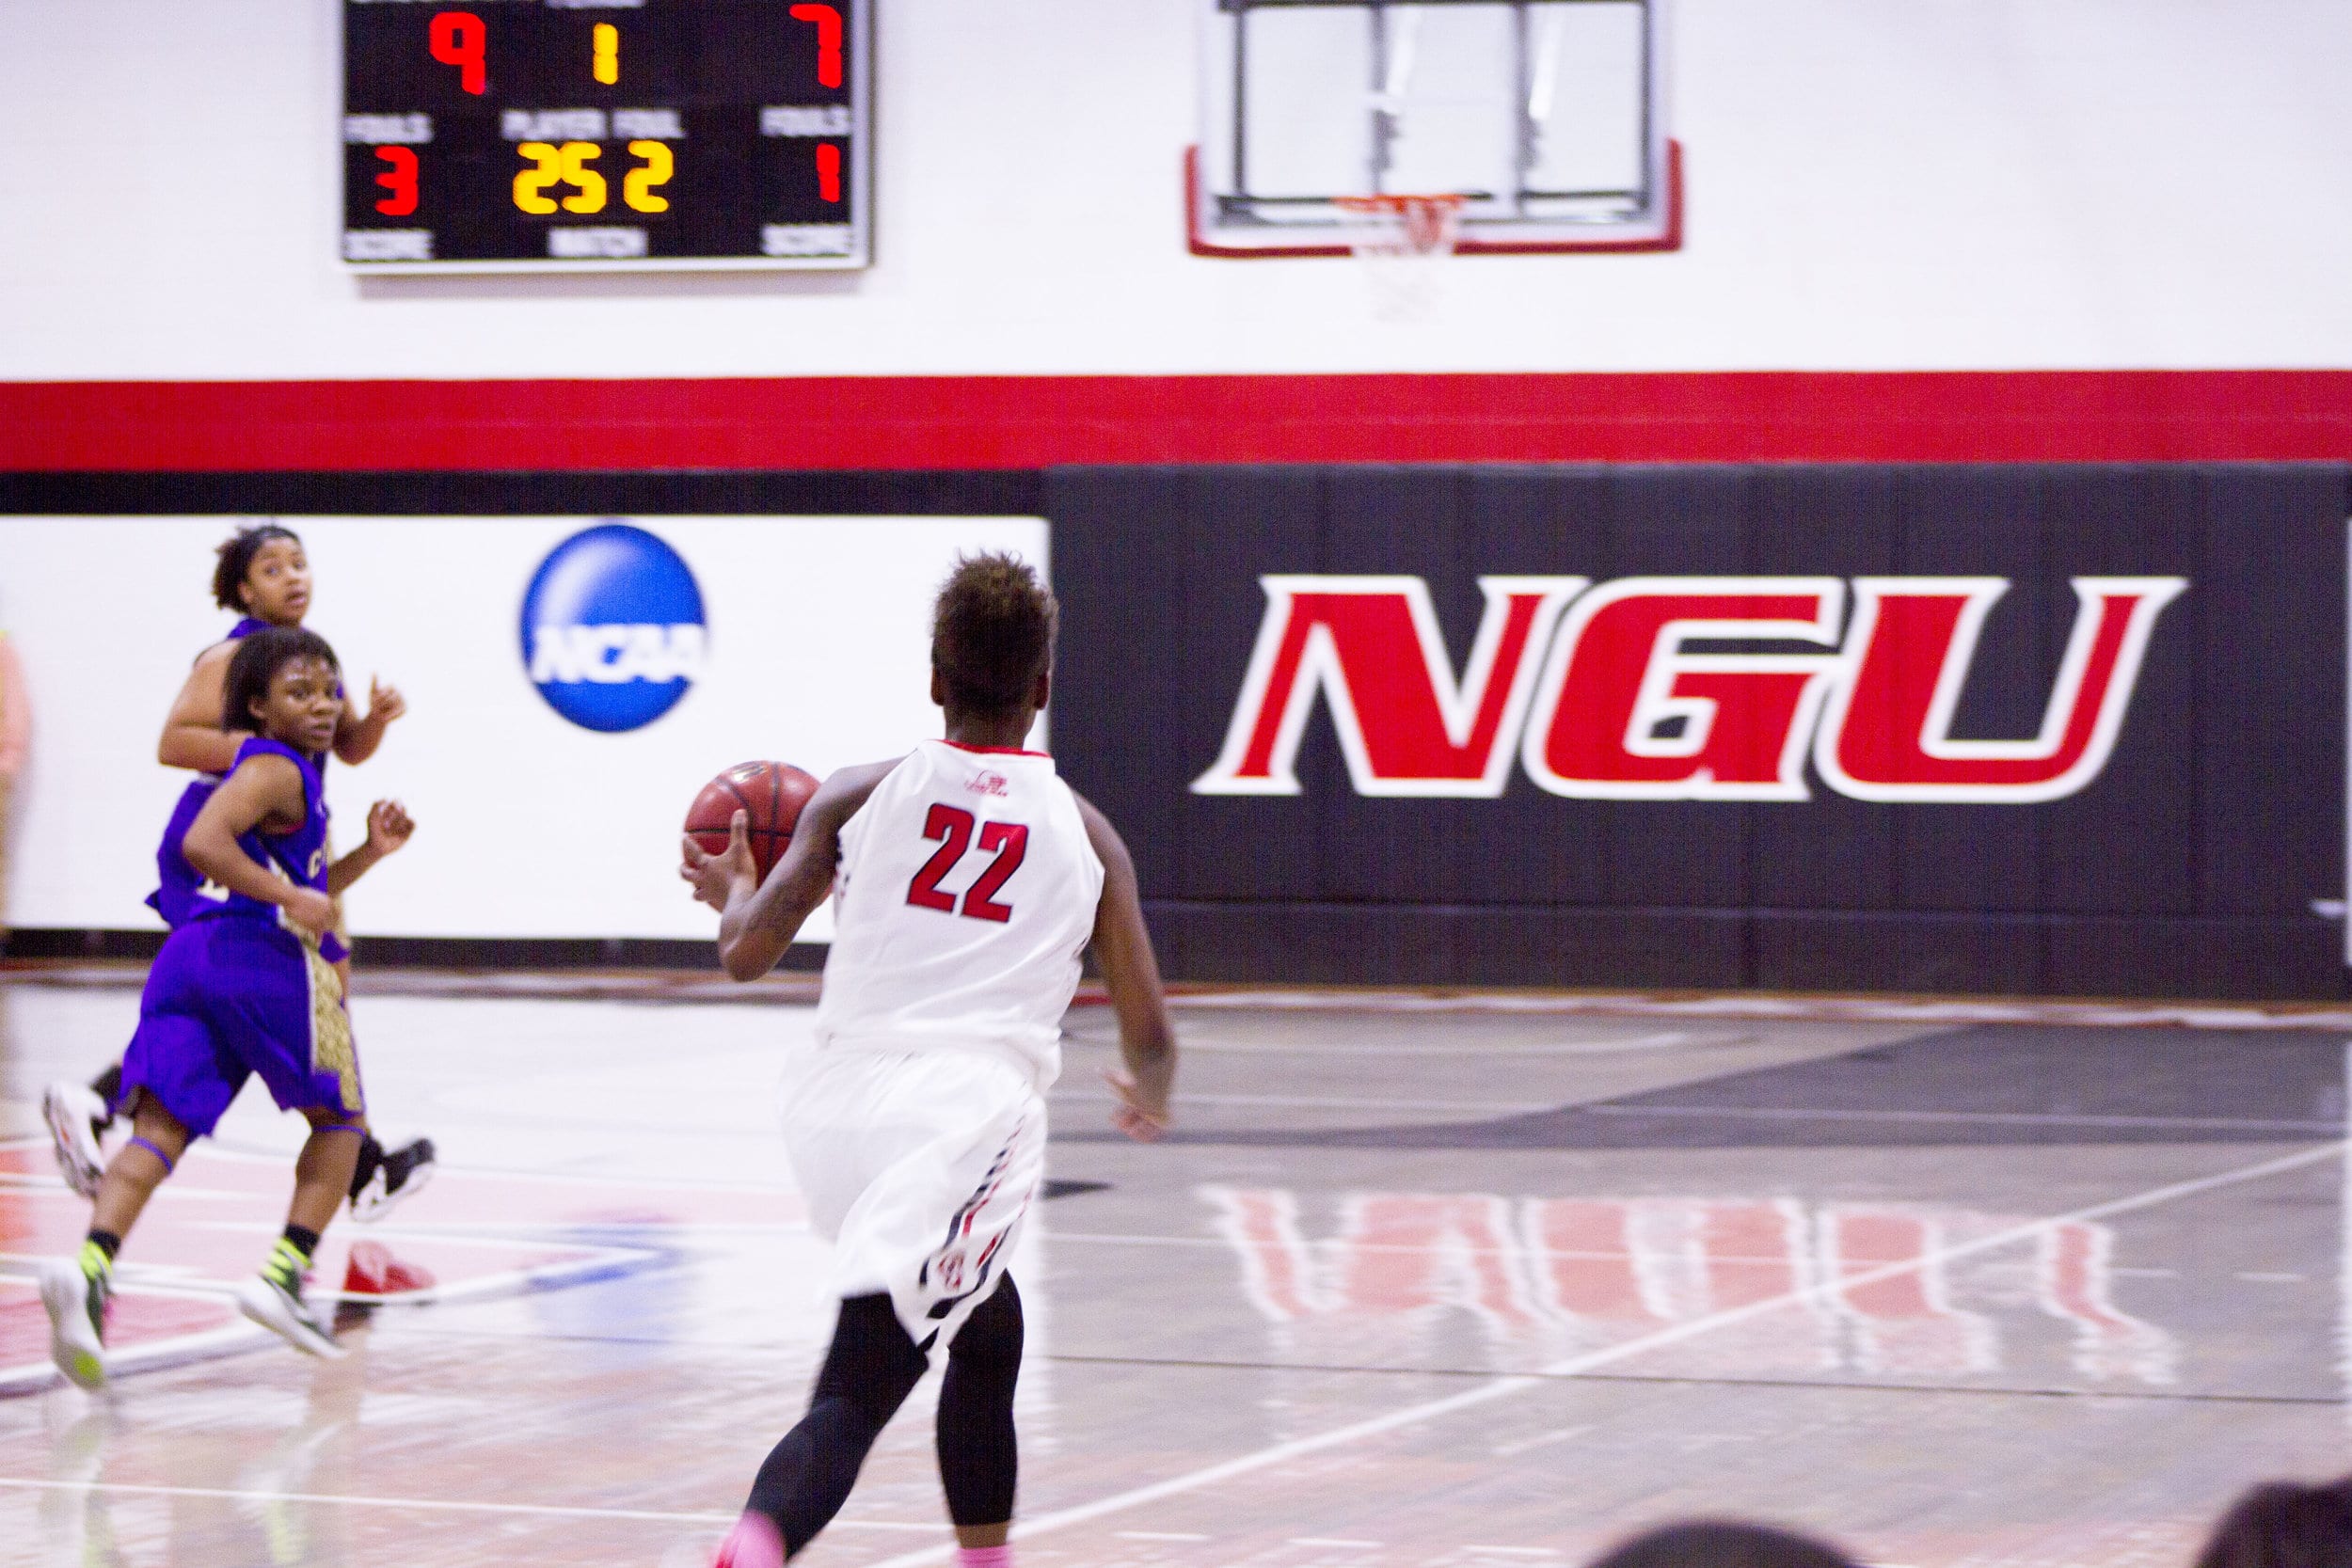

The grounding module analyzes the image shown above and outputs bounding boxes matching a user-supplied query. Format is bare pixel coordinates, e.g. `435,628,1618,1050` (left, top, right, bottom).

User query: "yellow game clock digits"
513,141,675,215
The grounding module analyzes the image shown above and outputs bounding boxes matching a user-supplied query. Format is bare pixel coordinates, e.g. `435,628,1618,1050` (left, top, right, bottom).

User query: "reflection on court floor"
1208,1187,2176,1384
0,1140,800,1394
0,974,2344,1567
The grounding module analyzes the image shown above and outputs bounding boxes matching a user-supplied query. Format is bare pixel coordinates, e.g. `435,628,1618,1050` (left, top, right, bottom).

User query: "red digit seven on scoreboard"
341,0,869,269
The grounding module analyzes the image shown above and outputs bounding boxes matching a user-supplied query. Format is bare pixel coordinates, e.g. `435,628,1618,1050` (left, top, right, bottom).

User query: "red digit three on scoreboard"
373,147,420,215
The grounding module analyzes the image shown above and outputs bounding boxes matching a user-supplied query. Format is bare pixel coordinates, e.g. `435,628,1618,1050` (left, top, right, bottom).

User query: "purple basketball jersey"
158,736,344,964
147,619,335,932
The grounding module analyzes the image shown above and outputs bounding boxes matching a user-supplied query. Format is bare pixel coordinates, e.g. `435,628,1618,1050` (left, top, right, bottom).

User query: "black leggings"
746,1278,1025,1556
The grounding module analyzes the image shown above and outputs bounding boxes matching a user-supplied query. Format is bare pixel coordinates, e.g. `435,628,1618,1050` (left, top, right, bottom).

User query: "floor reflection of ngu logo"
1204,1186,2177,1384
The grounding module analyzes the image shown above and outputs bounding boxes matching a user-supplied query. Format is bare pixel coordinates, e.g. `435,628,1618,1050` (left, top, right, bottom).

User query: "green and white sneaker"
235,1240,345,1360
40,1245,112,1390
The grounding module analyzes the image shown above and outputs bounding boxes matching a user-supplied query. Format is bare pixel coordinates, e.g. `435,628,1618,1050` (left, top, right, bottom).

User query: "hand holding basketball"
682,760,820,910
680,810,755,911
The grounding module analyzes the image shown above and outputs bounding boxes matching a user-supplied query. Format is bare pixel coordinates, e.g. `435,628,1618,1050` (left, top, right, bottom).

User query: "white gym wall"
2,0,2346,379
0,515,1047,940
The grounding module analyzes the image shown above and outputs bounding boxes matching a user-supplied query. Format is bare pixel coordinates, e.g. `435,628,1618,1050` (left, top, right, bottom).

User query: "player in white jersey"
681,554,1176,1568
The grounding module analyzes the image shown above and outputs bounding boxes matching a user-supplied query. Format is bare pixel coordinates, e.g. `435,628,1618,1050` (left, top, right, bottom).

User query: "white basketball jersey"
815,739,1104,1089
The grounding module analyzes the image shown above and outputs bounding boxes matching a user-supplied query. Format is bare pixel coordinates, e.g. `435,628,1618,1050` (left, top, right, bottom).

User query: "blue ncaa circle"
519,523,708,733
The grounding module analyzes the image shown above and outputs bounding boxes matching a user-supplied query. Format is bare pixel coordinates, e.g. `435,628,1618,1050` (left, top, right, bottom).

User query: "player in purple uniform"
42,524,436,1218
40,626,416,1387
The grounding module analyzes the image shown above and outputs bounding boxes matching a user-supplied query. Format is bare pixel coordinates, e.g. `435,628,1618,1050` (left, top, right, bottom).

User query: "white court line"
1062,1090,1554,1114
0,1477,942,1532
0,1323,277,1398
0,1177,266,1199
19,967,2352,1033
1161,989,2352,1032
854,1140,2346,1568
0,1137,799,1196
1049,1232,1822,1266
1151,1031,1691,1058
1579,1103,2346,1133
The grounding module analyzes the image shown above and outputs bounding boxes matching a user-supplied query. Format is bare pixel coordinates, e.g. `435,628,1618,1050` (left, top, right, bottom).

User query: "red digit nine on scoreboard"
429,10,488,94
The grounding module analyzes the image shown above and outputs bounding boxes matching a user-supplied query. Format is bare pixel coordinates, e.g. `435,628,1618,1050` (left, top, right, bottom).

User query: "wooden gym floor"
1,968,2345,1567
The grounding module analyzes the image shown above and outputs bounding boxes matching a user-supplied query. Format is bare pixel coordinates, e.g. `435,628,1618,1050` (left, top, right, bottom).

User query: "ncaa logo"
520,523,708,733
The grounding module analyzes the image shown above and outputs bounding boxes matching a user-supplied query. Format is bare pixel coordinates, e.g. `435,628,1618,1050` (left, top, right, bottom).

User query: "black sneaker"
349,1137,436,1223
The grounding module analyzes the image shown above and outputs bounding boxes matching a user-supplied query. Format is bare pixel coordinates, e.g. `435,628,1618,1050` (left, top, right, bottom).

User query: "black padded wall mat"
1049,464,2352,999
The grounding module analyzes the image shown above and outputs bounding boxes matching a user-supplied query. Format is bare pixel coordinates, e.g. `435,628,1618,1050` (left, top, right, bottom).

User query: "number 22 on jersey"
906,804,1027,923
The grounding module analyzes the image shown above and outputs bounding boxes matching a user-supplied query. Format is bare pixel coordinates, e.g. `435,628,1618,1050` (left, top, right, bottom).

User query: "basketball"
684,760,819,882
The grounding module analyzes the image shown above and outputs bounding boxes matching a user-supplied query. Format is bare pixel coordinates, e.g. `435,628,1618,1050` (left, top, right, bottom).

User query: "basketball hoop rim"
1330,193,1468,214
1183,142,1688,259
1329,193,1467,261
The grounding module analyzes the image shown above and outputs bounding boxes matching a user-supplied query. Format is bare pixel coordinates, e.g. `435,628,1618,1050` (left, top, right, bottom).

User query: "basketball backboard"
1190,0,1679,257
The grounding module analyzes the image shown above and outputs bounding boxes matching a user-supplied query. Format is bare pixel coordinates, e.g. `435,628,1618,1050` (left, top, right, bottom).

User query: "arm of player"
1074,792,1177,1142
182,753,336,936
333,675,406,765
326,800,416,895
156,643,247,774
681,760,898,983
0,634,28,784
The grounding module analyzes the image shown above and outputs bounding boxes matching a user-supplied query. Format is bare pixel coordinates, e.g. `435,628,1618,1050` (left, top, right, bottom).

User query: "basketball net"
1333,193,1464,322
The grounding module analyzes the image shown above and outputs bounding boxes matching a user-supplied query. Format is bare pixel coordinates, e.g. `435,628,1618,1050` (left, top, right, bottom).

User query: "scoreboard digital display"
342,0,870,271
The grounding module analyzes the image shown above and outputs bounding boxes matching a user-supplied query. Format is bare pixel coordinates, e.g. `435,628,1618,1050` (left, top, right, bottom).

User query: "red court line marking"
5,372,2352,469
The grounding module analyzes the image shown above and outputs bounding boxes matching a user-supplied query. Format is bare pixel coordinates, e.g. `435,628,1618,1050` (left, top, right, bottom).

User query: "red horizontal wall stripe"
4,372,2350,471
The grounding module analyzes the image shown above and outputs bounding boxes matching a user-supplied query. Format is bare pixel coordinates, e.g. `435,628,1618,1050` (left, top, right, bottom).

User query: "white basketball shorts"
776,1046,1045,1347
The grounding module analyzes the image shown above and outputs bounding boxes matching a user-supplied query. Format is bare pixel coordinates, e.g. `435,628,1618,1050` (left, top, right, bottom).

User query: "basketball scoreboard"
342,0,870,271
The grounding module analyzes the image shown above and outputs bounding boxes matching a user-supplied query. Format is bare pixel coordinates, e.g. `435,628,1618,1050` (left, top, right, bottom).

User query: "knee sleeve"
749,1294,929,1554
812,1292,931,1417
938,1275,1024,1527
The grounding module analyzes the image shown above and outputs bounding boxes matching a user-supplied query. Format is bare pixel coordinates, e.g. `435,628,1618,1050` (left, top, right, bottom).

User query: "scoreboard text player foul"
342,0,872,271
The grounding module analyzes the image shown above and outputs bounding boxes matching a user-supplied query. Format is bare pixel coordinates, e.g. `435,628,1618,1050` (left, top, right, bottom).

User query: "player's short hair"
931,553,1057,719
222,626,340,731
212,523,304,611
1584,1522,1859,1568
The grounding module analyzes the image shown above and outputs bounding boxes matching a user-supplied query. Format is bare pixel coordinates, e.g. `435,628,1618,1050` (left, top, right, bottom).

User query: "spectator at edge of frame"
1583,1520,1862,1568
0,620,27,942
2191,1476,2352,1568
